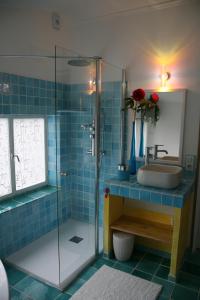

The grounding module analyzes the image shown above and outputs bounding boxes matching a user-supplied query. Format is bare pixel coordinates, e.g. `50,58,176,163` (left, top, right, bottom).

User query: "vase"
129,120,136,175
139,119,144,158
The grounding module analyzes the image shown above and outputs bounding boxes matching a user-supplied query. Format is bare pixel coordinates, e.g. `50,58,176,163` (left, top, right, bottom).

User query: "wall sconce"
88,78,96,95
160,65,171,92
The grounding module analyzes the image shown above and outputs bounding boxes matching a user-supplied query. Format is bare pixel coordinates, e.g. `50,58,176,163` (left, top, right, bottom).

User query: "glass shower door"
55,47,99,288
1,54,61,288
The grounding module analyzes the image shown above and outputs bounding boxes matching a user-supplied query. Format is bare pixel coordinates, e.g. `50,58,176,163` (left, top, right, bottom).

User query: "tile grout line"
130,252,147,273
54,292,67,300
65,278,86,297
151,260,163,280
151,259,176,300
168,280,176,300
10,284,35,300
12,274,29,288
132,253,163,277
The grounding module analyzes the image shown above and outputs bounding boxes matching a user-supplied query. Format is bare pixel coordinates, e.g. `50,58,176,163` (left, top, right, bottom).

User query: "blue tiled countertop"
0,186,57,214
105,172,195,208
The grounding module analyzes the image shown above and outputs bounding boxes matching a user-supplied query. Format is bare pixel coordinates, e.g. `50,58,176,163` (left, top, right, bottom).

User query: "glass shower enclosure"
55,47,102,288
0,48,123,290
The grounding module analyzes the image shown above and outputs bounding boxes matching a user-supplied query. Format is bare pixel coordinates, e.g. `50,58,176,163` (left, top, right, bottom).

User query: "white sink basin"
137,164,182,189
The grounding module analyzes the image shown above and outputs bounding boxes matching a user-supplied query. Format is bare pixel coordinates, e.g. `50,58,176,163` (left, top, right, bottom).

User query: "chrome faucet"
154,145,168,160
81,120,95,156
145,146,153,166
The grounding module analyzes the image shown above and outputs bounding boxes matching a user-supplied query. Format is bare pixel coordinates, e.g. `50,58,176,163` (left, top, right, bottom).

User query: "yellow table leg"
169,195,193,279
104,194,124,256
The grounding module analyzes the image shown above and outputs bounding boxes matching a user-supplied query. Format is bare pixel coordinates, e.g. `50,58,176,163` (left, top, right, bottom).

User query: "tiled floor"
6,249,200,300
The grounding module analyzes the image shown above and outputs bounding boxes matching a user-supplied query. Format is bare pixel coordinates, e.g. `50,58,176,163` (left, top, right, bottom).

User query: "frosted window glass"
0,118,12,197
14,118,46,191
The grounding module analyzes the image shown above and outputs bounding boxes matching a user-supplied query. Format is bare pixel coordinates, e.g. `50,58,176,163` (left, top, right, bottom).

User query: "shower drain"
69,236,83,244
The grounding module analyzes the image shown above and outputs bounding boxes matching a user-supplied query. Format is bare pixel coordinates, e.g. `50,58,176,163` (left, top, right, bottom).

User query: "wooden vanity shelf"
110,215,173,245
104,193,194,279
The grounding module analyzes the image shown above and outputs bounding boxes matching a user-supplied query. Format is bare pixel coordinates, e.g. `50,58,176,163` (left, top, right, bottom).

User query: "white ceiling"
0,0,196,21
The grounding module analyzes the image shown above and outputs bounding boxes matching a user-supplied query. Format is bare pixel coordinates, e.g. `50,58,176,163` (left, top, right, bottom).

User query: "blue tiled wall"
0,189,57,257
99,81,121,224
58,81,121,225
0,71,122,257
61,84,96,223
0,72,55,115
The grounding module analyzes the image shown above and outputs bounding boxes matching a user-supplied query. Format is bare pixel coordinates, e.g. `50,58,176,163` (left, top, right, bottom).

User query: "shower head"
68,59,91,67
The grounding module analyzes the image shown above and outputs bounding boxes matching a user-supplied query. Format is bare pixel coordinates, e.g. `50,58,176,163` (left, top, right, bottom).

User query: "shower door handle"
60,172,69,177
11,153,20,163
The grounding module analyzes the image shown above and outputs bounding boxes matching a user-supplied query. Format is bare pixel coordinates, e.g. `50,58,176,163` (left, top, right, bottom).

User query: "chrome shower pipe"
94,57,102,256
118,69,127,170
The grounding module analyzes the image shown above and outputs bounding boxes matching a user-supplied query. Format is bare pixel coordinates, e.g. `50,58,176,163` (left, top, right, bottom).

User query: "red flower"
151,92,159,103
132,88,145,102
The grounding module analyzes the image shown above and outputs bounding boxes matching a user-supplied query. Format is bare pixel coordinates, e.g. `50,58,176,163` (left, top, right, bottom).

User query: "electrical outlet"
184,154,195,171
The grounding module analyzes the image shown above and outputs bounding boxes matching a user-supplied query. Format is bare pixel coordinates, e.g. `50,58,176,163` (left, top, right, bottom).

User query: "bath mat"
70,265,162,300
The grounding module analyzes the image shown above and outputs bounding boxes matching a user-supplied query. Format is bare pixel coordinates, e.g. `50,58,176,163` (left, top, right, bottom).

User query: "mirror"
127,90,186,165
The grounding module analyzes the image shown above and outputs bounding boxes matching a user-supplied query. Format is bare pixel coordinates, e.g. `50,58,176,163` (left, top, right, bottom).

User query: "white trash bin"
113,231,134,261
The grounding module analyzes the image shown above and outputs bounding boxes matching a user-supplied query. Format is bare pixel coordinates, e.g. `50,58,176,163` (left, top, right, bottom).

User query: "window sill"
0,186,57,214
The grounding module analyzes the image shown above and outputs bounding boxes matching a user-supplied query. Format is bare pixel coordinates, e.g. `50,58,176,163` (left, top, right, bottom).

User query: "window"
0,119,12,197
0,117,46,199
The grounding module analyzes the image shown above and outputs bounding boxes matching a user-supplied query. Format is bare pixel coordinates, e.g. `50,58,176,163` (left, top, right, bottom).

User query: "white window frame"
0,115,48,201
